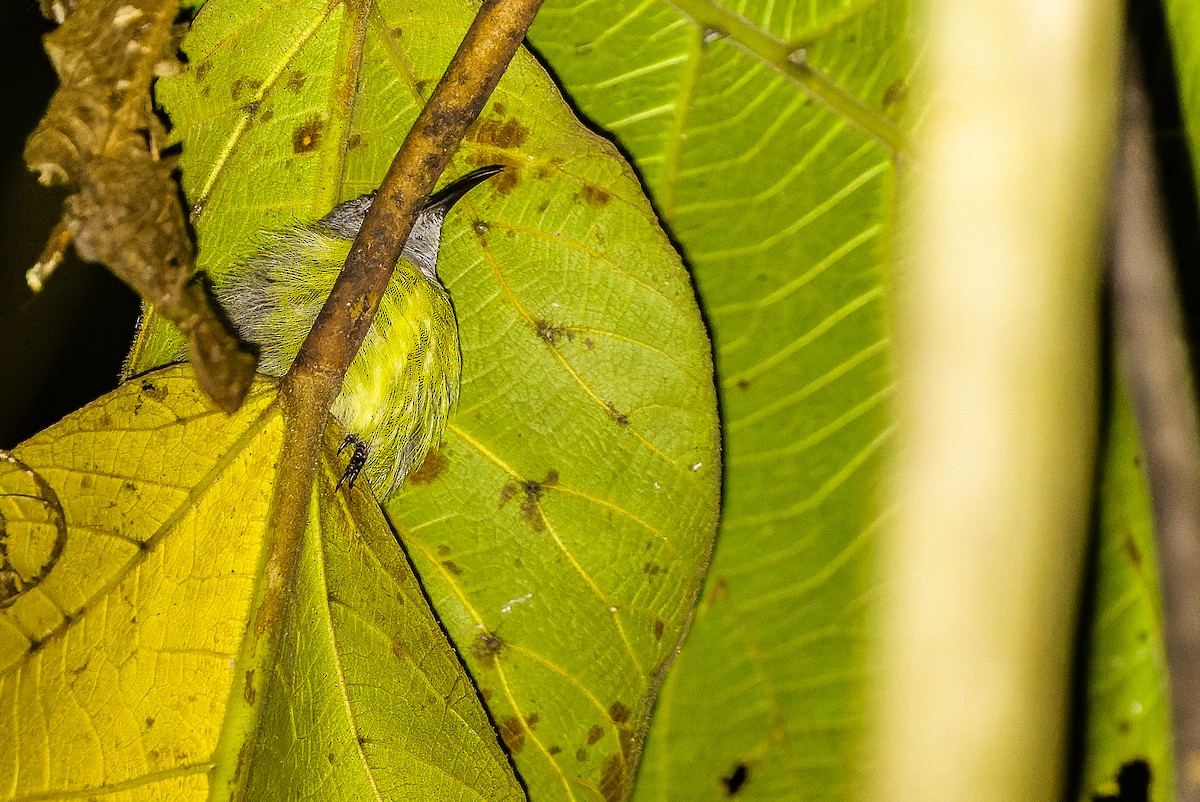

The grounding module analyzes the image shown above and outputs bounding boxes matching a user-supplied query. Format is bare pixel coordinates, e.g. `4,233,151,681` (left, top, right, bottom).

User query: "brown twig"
286,1,540,398
275,0,544,501
223,0,544,790
1111,46,1200,802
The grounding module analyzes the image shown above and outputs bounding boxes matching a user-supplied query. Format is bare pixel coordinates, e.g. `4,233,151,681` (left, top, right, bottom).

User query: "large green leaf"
528,1,905,798
133,0,720,799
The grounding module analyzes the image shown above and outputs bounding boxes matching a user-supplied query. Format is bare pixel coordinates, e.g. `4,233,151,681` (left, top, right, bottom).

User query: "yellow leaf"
0,365,522,800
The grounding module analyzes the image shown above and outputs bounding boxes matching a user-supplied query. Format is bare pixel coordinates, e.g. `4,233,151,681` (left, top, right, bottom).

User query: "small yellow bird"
214,165,502,499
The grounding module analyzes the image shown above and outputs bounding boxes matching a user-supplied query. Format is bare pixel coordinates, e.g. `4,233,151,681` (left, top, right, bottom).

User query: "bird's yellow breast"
215,228,461,500
333,261,461,499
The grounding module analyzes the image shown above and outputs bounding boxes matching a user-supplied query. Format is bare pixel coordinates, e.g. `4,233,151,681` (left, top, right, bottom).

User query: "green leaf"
131,0,721,799
1165,0,1200,201
527,1,906,798
1080,371,1174,801
0,366,522,799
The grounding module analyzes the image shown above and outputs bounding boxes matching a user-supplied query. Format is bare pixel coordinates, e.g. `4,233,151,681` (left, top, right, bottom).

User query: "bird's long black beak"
425,165,504,213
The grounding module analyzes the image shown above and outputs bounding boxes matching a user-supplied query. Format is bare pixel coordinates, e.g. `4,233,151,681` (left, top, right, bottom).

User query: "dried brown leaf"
24,0,255,414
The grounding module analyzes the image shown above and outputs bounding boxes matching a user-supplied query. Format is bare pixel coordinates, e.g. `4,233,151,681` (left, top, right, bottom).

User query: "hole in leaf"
721,762,748,796
1092,759,1150,802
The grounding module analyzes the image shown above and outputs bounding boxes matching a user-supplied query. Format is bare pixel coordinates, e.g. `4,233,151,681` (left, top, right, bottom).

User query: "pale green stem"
666,0,907,154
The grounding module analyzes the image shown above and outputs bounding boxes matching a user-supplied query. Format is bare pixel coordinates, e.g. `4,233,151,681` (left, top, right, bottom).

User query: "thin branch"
229,0,544,790
286,0,542,400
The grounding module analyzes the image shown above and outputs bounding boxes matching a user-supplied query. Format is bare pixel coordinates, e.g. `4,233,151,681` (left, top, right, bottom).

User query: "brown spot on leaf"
583,338,594,349
1123,527,1143,572
292,115,324,153
580,184,611,208
472,115,530,151
535,319,571,345
480,686,493,701
525,712,540,729
140,379,167,401
644,563,661,576
230,76,261,100
548,745,562,755
408,447,448,484
609,700,630,724
471,630,504,665
499,716,525,753
286,70,307,93
195,60,212,82
493,102,507,116
145,716,155,728
244,670,256,705
736,378,750,390
654,619,665,640
347,131,364,149
437,544,451,556
520,481,546,531
605,402,630,426
576,747,588,762
883,78,908,109
722,763,749,795
259,107,274,124
442,560,463,575
474,116,530,150
500,483,518,507
600,754,625,801
242,100,260,116
586,725,604,745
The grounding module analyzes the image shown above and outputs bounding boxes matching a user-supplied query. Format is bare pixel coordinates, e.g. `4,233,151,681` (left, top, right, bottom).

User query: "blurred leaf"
130,0,721,799
1164,0,1200,198
1080,370,1174,801
528,0,906,798
0,365,523,799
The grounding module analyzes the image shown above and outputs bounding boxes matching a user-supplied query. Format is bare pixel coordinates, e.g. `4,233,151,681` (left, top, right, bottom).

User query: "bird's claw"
337,434,369,491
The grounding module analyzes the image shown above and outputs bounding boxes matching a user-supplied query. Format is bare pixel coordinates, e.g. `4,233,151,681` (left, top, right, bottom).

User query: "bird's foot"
337,434,369,491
